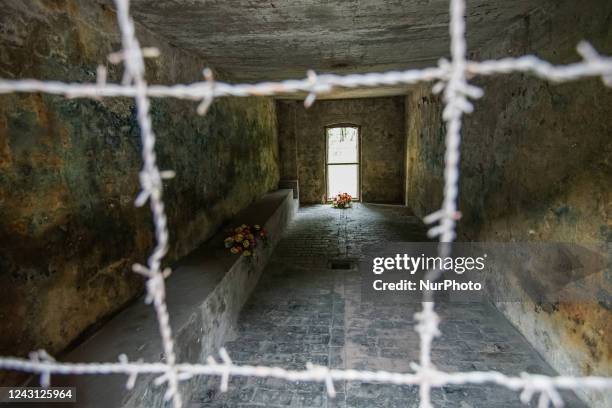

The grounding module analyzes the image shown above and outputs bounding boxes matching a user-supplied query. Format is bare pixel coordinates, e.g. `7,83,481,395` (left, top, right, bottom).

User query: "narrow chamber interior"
0,0,610,407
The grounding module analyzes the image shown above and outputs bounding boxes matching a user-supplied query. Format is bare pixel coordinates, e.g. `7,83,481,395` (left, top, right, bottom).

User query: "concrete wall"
278,97,405,204
0,0,279,373
405,0,611,405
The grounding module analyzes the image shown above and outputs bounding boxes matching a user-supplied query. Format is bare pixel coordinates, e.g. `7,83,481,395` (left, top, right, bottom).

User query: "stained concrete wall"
404,0,611,405
0,0,279,375
278,97,405,204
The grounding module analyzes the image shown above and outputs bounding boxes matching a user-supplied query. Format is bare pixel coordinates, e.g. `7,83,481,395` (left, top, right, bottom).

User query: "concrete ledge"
278,179,299,199
53,189,298,407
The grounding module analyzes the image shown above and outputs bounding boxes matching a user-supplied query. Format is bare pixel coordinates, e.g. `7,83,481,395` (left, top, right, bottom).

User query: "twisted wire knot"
135,169,175,207
576,41,612,86
519,373,564,408
414,308,441,339
29,350,55,387
306,362,336,397
197,68,216,115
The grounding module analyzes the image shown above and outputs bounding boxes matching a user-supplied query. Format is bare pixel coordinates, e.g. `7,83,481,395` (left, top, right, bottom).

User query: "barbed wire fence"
0,0,611,407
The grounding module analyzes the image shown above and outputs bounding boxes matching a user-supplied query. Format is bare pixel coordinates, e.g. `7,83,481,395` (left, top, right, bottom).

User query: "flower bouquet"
332,192,353,209
224,224,268,257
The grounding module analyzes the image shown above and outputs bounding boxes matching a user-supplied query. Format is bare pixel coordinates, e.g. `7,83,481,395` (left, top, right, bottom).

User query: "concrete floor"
190,204,585,408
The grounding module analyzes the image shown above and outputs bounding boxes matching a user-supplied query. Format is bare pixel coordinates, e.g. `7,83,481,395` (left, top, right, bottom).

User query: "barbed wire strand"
1,352,612,397
418,1,480,406
0,0,610,407
113,0,181,406
0,53,611,102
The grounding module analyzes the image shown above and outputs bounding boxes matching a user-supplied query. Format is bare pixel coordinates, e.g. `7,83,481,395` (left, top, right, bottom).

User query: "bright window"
326,126,359,200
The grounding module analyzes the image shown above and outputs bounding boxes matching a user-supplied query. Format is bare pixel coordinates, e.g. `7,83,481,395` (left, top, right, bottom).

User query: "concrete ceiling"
127,0,539,98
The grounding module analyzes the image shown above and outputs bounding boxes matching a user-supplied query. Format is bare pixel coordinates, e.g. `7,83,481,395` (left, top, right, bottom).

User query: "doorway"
326,125,360,201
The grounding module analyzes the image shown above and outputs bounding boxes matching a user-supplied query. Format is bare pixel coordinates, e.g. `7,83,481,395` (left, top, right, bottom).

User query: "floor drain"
329,259,354,270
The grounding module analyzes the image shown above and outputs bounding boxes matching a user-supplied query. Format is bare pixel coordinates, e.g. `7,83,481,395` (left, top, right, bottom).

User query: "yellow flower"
235,234,244,242
230,247,239,254
235,227,242,233
243,250,252,257
247,234,254,240
243,240,250,248
254,224,261,230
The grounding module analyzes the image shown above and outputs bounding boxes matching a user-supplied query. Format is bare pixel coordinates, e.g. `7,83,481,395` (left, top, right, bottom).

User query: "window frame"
324,124,361,202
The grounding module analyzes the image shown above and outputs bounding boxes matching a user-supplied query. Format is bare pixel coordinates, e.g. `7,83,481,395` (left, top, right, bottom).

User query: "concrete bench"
51,189,298,407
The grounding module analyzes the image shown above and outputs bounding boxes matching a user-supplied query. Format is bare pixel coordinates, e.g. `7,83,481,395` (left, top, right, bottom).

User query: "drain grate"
328,259,354,270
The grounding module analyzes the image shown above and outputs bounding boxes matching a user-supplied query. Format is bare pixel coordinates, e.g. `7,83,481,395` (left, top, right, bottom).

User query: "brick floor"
190,204,585,408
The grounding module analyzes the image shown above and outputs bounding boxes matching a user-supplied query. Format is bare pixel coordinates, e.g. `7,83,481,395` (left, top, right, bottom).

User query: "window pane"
328,164,359,198
327,127,358,163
